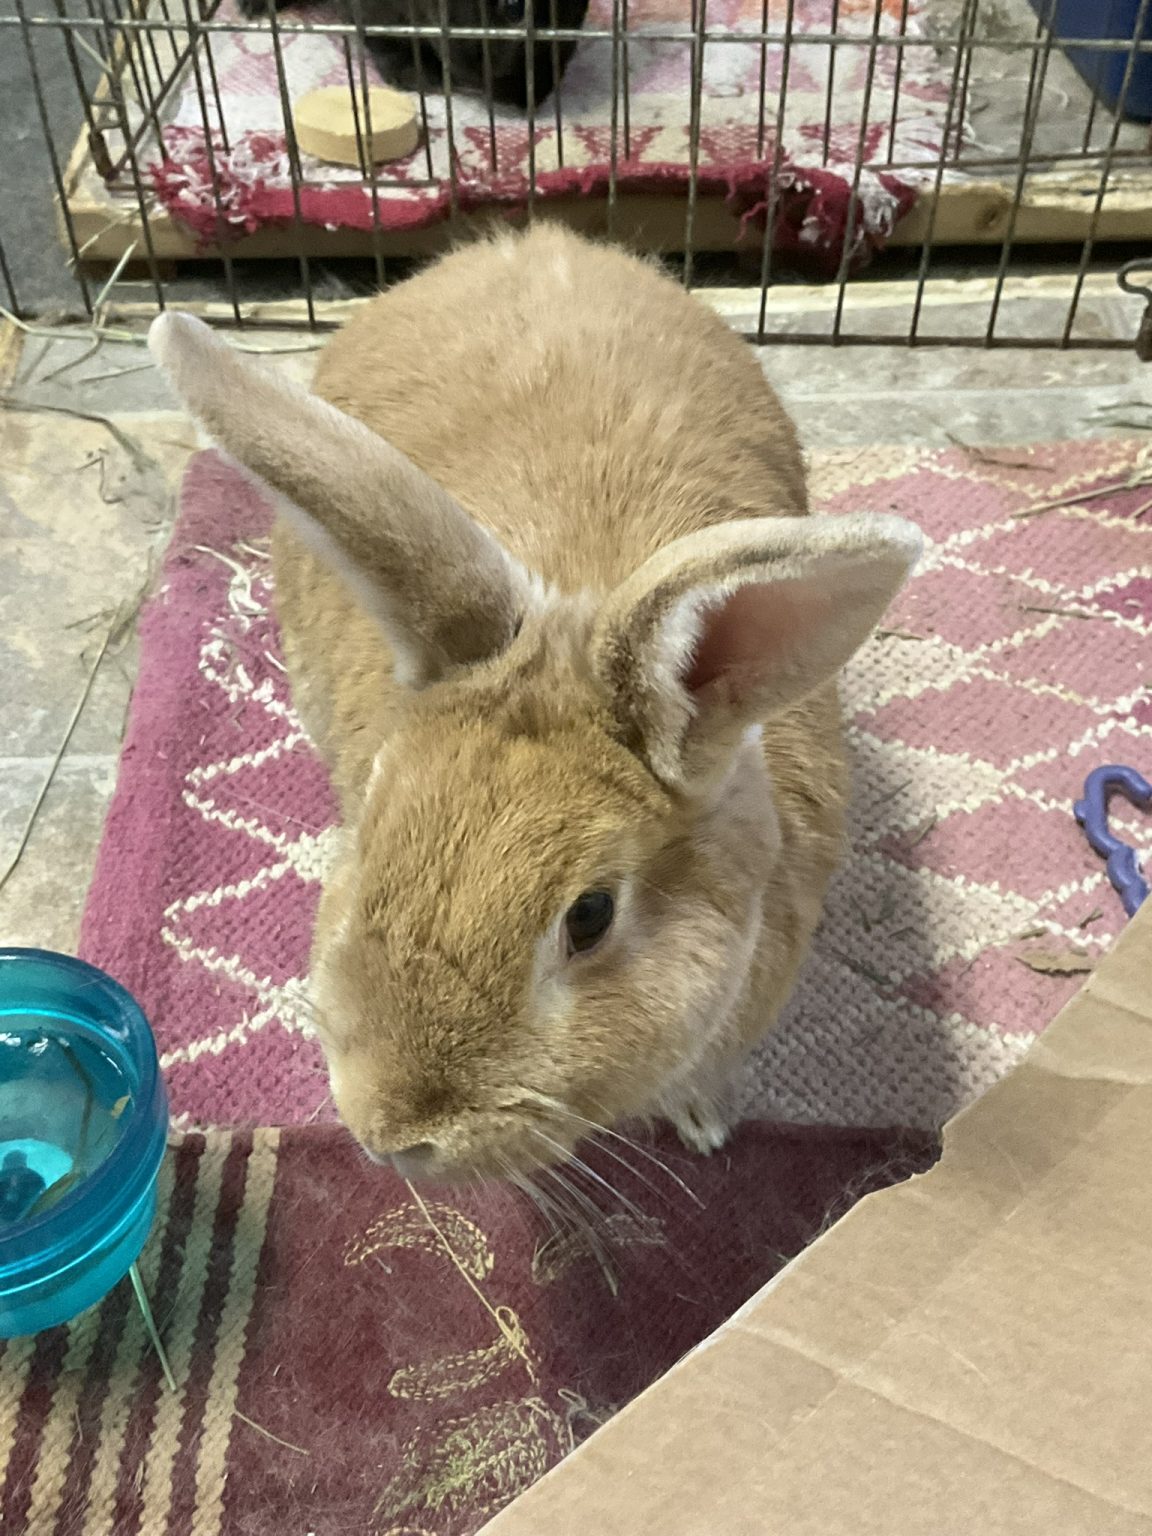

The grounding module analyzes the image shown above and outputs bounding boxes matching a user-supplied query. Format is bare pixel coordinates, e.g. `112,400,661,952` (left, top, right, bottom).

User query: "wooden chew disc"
293,86,420,167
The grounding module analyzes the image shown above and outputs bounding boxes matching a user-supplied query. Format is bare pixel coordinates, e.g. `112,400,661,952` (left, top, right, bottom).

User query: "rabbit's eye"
564,889,614,956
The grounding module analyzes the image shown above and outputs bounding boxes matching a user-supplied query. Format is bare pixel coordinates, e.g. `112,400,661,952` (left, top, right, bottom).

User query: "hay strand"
405,1180,537,1383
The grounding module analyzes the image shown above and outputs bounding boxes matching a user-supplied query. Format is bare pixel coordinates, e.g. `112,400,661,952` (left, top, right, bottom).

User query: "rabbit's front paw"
669,1095,730,1156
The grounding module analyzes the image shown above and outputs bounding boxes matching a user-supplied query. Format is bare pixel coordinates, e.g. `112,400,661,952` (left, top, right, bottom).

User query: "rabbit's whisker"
539,1148,609,1230
541,1163,619,1295
502,1159,563,1242
558,1124,670,1208
517,1091,703,1207
529,1127,649,1227
524,1174,573,1240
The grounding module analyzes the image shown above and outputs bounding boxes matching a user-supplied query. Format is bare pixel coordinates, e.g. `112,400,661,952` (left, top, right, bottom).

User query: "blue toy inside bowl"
0,949,168,1337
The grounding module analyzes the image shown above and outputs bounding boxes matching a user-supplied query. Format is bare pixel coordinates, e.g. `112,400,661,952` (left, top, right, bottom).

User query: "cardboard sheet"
483,902,1152,1534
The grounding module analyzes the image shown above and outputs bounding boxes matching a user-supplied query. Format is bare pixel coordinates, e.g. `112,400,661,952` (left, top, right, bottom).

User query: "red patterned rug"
0,1121,933,1536
148,0,956,268
79,440,1152,1132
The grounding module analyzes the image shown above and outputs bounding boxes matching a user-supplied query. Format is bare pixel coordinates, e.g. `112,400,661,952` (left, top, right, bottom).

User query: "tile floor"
1,283,1150,953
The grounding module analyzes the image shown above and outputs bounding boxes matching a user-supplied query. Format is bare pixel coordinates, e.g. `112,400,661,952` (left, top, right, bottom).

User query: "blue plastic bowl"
0,949,168,1337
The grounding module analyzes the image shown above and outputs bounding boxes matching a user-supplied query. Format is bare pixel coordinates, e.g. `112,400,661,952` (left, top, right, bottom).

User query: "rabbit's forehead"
381,712,660,822
360,724,665,919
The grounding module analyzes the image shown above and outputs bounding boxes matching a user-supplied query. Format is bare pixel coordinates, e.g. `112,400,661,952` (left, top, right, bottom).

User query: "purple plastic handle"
1073,765,1152,918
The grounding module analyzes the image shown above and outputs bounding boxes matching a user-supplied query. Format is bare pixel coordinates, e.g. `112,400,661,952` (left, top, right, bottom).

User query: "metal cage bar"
0,229,19,316
605,0,621,234
265,0,316,325
1062,0,1152,344
8,18,1152,48
907,0,979,346
345,0,386,287
755,0,797,339
830,0,885,342
179,0,240,322
984,0,1063,343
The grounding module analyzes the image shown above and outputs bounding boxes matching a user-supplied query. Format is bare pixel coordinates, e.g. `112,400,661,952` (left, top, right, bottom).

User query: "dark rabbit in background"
236,0,591,109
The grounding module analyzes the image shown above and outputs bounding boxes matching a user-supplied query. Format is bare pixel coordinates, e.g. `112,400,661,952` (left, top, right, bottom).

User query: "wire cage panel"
2,0,1152,346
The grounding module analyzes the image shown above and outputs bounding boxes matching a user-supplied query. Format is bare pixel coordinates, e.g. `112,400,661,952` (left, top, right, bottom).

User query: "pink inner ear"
684,581,822,700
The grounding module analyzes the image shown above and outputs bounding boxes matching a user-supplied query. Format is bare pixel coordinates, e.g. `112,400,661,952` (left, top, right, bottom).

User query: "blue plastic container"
0,949,168,1337
1029,0,1152,121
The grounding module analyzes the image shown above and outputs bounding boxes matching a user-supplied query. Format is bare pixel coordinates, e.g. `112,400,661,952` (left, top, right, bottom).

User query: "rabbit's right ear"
149,313,533,687
590,512,921,792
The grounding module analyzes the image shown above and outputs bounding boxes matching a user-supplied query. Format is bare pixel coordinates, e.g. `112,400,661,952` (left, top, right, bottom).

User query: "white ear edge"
147,308,188,363
757,510,924,573
149,312,246,457
148,310,221,383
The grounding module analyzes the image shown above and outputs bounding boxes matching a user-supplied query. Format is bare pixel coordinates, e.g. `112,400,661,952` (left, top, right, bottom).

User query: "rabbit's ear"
591,513,922,790
149,313,532,687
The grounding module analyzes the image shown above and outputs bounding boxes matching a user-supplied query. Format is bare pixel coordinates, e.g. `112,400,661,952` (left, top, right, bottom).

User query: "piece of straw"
405,1180,536,1382
129,1261,177,1393
0,611,118,896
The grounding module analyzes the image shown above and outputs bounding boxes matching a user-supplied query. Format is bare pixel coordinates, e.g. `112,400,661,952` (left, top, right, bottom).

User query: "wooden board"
58,33,1152,272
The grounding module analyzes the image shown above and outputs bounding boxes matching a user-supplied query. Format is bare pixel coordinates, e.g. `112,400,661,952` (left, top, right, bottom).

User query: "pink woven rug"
148,0,954,267
79,440,1152,1131
0,1121,933,1536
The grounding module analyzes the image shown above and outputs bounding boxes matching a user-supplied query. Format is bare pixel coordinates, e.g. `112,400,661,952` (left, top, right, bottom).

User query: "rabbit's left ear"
590,513,922,790
149,313,533,688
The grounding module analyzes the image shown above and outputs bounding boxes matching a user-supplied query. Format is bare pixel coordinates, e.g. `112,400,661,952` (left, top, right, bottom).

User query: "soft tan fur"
150,225,920,1181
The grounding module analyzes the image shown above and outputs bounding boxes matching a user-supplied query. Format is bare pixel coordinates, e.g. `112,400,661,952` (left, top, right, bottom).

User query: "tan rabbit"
150,225,920,1182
